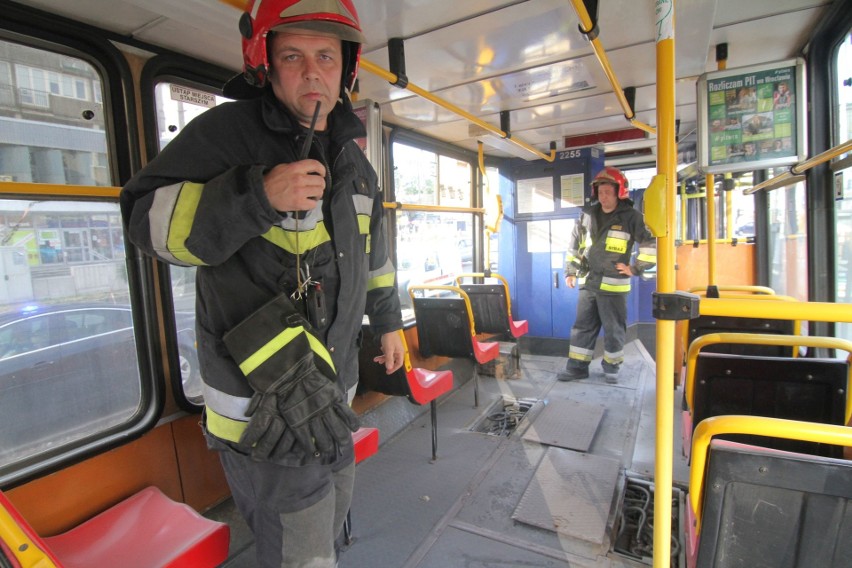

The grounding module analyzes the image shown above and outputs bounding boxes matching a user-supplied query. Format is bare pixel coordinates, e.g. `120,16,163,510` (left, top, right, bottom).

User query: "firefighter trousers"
566,288,627,373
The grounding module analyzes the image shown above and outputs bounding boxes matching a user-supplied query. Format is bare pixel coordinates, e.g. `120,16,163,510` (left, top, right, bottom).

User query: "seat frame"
0,486,229,568
410,286,499,408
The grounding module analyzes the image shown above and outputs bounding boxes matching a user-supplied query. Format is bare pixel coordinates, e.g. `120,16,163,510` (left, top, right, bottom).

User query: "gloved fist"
570,256,589,276
238,352,360,464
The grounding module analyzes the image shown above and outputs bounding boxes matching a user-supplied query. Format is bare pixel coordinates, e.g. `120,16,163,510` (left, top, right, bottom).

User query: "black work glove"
569,256,589,277
237,352,360,464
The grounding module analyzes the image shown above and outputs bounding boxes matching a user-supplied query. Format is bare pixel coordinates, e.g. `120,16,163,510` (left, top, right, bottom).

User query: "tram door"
512,148,604,338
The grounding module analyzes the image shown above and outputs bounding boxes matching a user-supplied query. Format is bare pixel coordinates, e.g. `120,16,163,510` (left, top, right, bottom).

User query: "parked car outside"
0,302,200,465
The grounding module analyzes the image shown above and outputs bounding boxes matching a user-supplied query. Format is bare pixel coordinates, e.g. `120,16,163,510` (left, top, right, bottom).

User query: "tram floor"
211,338,690,567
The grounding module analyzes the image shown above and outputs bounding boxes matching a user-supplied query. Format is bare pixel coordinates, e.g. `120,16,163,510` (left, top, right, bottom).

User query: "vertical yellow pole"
725,174,734,240
706,57,725,286
706,174,716,285
654,2,676,567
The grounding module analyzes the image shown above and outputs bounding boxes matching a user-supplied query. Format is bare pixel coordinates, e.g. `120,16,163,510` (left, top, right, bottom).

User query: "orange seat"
0,486,229,568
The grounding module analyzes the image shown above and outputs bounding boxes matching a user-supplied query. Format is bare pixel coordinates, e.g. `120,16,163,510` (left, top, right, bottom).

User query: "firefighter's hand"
263,160,326,212
373,331,405,374
566,276,577,288
615,263,634,276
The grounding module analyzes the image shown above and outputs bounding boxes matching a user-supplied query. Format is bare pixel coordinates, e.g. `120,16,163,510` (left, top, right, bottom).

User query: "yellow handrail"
381,202,485,214
684,333,852,423
454,272,515,321
689,415,852,533
408,284,478,336
0,181,120,199
680,294,802,385
744,138,852,195
0,500,58,568
695,293,797,302
359,59,556,163
566,0,656,136
700,298,852,322
687,285,775,295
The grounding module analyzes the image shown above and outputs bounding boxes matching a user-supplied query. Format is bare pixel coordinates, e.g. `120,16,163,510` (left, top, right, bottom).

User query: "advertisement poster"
697,60,804,174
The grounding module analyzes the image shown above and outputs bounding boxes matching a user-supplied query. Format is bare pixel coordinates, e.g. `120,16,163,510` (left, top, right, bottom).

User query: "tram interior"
1,0,851,567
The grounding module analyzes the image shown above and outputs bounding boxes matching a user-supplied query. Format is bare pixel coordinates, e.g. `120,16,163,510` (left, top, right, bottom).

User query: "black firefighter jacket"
564,199,657,293
121,90,402,448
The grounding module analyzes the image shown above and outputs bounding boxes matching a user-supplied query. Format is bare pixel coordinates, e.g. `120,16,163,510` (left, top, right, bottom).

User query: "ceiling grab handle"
358,56,556,162
569,0,656,136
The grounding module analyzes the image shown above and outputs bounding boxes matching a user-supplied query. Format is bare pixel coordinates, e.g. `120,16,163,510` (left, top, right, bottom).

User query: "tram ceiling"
7,0,832,160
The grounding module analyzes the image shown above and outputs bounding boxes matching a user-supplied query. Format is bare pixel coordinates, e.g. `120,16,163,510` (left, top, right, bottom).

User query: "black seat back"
687,315,796,357
698,441,852,567
459,284,511,336
356,327,411,398
412,297,474,359
692,353,847,457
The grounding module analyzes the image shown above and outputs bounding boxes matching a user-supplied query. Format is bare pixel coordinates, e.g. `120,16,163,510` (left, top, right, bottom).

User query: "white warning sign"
170,85,216,108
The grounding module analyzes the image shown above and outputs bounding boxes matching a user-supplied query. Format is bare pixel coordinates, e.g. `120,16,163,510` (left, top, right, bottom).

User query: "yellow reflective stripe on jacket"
637,246,656,263
206,406,247,443
166,182,207,265
261,224,332,254
604,230,629,255
148,182,208,266
367,258,396,291
600,277,631,293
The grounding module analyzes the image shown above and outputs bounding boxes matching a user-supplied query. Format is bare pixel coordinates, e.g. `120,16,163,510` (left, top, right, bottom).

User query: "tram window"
152,81,231,406
392,142,475,317
154,82,231,150
484,166,500,272
768,169,808,301
623,167,656,195
834,31,852,341
0,198,141,469
731,173,756,238
0,39,110,185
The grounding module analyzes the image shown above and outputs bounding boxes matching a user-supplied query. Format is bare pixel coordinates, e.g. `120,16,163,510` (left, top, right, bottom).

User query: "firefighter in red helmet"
559,166,656,384
121,1,404,566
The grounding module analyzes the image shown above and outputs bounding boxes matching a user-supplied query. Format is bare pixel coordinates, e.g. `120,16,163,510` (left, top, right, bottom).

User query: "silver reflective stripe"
149,183,193,266
608,229,630,240
602,276,629,286
278,201,324,231
352,194,373,216
203,382,252,421
569,345,594,362
604,350,624,364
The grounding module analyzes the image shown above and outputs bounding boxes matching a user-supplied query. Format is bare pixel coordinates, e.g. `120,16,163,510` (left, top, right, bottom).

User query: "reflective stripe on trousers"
566,288,627,370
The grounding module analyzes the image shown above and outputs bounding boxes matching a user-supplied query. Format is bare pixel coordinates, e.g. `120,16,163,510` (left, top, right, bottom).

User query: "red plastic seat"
345,427,380,545
509,318,529,338
0,486,229,568
352,426,379,464
407,367,454,407
408,366,454,462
